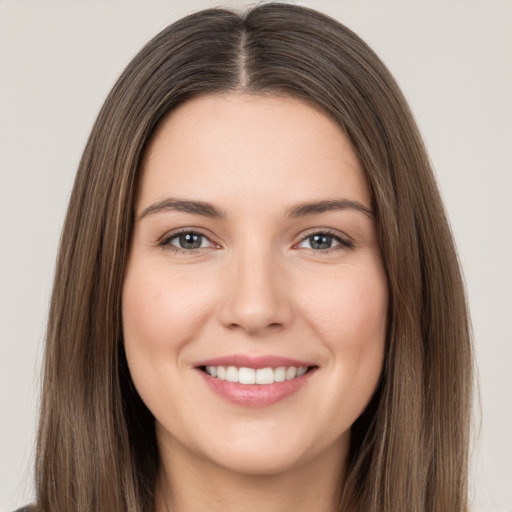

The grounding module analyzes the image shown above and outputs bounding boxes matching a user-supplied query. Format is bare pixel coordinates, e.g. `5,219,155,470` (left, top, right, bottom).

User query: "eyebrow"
285,199,374,219
138,198,226,220
137,197,373,221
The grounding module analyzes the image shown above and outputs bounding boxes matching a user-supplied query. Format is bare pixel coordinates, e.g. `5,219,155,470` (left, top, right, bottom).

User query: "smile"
195,357,318,407
204,365,309,384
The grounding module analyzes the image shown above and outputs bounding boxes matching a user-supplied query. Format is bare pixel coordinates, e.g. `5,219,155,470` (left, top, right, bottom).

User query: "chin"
187,425,349,478
218,448,306,476
203,450,309,477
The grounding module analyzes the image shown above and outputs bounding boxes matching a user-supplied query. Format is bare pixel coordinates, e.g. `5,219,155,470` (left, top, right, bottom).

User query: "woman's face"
122,93,388,476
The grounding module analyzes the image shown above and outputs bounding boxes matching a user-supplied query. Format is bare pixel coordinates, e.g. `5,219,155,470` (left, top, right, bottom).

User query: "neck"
154,433,348,512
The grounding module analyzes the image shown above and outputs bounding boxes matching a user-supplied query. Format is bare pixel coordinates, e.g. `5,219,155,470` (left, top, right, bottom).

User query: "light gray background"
1,1,511,511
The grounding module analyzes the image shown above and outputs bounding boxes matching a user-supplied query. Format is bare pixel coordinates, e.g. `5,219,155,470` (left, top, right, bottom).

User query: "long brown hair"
34,4,472,511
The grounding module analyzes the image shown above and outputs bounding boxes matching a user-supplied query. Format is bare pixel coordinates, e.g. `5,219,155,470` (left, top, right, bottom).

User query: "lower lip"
197,369,315,407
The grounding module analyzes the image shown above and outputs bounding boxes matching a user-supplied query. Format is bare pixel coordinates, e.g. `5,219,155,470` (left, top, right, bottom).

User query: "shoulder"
13,507,33,512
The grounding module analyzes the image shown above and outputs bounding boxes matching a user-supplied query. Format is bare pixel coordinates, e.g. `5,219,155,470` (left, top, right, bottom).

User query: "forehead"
138,93,371,212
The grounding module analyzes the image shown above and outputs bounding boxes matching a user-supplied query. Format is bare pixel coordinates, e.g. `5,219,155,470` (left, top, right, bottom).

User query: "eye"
160,230,217,253
296,231,352,251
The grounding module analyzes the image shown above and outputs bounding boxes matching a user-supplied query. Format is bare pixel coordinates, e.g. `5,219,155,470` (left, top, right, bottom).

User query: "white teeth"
296,366,307,377
204,365,310,384
225,366,238,382
256,367,274,385
285,367,297,380
274,366,286,382
238,367,256,384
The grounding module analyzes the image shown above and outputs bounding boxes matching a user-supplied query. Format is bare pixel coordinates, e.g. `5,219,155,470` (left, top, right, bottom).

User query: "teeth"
225,366,238,382
205,365,309,384
238,367,256,384
296,367,307,377
285,367,297,380
274,367,286,382
256,367,274,385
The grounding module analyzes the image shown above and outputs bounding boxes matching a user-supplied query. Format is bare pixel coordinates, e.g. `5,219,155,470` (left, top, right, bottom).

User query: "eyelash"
296,228,354,253
158,228,354,255
158,228,215,255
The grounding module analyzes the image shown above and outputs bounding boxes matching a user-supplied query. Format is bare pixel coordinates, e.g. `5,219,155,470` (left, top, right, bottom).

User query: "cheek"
122,265,217,354
121,263,221,420
299,267,387,429
302,266,388,352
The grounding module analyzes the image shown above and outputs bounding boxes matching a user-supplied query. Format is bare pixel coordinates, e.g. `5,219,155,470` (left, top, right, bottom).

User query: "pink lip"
194,354,315,369
194,354,318,408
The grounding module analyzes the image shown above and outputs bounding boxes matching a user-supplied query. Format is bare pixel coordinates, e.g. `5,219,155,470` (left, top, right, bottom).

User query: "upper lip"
194,354,316,369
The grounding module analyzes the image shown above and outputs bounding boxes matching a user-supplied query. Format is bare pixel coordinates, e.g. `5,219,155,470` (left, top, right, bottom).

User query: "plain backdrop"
1,1,511,511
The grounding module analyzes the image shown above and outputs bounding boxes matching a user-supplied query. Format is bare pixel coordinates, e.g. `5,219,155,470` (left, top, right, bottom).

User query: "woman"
20,3,472,511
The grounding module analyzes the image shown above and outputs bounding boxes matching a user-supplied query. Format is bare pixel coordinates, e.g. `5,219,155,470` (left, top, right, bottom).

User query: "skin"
122,93,388,512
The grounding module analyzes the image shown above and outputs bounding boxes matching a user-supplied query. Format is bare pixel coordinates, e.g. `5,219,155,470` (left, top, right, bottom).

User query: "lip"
194,354,318,408
194,354,316,369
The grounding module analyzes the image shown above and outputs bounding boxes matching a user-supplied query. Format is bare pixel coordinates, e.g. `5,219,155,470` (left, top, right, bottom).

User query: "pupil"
310,234,332,250
180,233,202,249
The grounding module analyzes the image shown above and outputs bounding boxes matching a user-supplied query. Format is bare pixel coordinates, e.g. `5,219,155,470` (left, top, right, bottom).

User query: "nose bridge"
219,238,292,334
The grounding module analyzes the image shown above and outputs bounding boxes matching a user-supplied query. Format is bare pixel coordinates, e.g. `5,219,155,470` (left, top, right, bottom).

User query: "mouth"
199,365,316,385
194,356,318,407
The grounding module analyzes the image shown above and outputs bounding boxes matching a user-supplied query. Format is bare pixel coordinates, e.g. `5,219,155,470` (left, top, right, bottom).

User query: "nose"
218,246,293,336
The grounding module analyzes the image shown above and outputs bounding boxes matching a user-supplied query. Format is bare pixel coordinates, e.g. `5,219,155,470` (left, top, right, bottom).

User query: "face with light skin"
122,93,388,494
